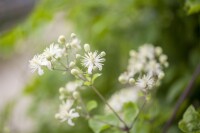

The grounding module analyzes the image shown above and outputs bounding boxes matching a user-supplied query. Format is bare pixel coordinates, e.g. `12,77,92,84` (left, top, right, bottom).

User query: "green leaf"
84,81,92,86
178,105,200,133
92,73,102,83
123,102,139,124
87,100,98,112
185,0,200,15
88,114,119,133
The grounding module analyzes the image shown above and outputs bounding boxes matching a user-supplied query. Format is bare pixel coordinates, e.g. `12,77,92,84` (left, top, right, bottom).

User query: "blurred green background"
0,0,200,133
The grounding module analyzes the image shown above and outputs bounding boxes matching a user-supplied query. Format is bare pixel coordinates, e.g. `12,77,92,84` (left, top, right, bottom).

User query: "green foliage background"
0,0,200,133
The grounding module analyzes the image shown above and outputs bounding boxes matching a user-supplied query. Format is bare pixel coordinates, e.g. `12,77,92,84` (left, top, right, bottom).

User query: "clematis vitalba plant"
29,33,168,133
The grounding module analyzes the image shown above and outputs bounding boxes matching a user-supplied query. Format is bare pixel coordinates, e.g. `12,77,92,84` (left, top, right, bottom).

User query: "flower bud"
71,33,76,38
59,87,65,94
100,51,106,57
159,54,168,64
129,78,135,85
129,50,137,57
58,35,66,44
66,43,70,48
155,46,162,56
73,91,80,99
71,69,79,75
164,62,169,68
158,71,165,79
84,44,90,52
118,75,128,84
76,54,81,59
69,61,75,68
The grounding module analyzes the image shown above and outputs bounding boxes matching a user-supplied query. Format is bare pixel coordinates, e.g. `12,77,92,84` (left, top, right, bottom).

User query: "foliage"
0,0,200,133
179,105,200,133
185,0,200,15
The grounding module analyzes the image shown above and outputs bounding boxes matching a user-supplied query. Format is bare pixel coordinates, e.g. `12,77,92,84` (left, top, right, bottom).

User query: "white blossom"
69,33,81,49
81,50,105,74
55,100,79,126
65,81,82,92
119,44,168,93
43,43,64,60
29,54,50,75
105,87,139,113
136,73,154,91
138,44,155,59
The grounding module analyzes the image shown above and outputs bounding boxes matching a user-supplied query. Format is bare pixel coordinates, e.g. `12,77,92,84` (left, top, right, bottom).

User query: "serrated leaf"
92,73,102,83
87,100,98,112
178,105,200,133
88,114,119,133
123,102,139,124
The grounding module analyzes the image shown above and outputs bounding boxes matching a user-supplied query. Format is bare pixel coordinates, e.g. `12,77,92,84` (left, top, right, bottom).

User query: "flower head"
105,87,139,113
55,100,79,126
136,73,154,91
43,43,64,60
29,54,50,75
81,49,105,74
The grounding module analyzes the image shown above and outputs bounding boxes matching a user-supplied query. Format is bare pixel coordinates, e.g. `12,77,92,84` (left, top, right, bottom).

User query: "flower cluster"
105,87,139,113
29,33,106,126
29,33,106,76
118,44,168,93
105,44,168,113
55,81,83,126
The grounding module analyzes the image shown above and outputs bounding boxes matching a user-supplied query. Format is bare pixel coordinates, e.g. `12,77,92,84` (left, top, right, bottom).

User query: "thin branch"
79,92,120,129
90,85,129,129
130,98,147,129
163,63,200,133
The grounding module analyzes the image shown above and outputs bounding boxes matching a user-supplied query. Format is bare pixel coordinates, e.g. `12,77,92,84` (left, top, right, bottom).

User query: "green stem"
130,97,147,129
90,85,129,129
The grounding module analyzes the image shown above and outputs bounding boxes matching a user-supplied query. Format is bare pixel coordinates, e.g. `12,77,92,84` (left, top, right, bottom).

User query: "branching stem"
90,85,129,130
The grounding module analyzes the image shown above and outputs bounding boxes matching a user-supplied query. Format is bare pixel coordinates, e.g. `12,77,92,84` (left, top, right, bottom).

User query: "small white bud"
118,75,128,84
69,61,75,68
164,62,169,68
155,46,162,56
158,71,165,79
59,87,65,94
58,35,66,44
66,43,70,48
73,91,80,99
71,69,79,75
129,78,135,85
159,54,168,64
76,54,81,59
84,44,90,52
129,50,137,57
71,33,76,38
100,51,106,57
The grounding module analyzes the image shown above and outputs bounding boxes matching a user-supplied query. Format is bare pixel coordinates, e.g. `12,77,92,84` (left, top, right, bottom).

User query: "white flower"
138,44,155,59
136,73,154,91
65,81,82,92
69,33,81,49
81,51,105,74
29,54,50,75
118,72,131,84
43,43,64,60
105,87,138,113
55,100,79,126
